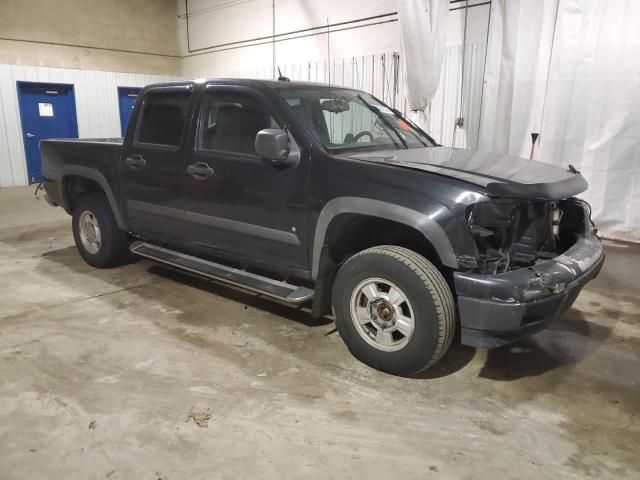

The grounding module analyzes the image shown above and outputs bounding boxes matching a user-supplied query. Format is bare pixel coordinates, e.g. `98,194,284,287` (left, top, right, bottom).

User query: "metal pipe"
453,0,470,147
272,0,276,78
185,0,191,53
0,36,181,58
187,12,397,54
186,2,491,55
184,19,398,58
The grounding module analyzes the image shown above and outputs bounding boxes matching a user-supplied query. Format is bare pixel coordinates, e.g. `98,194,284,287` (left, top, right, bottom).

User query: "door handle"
187,162,214,180
26,133,36,138
125,155,146,169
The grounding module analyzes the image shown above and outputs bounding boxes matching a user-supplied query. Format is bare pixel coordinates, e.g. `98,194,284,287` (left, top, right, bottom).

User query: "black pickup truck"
40,79,604,376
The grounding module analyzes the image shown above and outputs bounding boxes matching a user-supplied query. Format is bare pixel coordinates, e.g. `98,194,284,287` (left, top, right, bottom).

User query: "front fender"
311,196,458,279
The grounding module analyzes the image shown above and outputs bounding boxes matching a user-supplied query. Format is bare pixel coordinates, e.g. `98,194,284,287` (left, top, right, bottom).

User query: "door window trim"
132,85,194,152
194,85,288,159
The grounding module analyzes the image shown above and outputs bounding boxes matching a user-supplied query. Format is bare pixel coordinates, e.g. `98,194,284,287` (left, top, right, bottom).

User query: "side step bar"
130,241,314,305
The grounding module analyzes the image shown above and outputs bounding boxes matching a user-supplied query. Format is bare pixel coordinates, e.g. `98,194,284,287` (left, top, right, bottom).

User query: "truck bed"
40,138,123,212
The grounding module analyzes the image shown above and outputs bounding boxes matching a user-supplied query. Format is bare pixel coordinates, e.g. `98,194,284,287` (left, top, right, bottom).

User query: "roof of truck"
143,78,356,91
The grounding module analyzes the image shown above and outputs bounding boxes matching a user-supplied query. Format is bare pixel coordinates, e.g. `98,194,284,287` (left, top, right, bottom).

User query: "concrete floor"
0,186,638,480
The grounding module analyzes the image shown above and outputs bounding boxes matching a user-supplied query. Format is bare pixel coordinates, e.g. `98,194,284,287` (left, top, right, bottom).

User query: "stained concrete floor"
0,185,638,480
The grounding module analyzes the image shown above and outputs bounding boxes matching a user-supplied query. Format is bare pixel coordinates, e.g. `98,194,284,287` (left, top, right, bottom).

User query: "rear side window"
136,91,191,147
198,91,279,155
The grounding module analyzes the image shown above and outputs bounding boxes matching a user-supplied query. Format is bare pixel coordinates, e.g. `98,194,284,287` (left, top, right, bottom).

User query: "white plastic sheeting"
478,0,558,157
398,0,449,129
431,42,487,150
539,0,640,241
479,0,640,241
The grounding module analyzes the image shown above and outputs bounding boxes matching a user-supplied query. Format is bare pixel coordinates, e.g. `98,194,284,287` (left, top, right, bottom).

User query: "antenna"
277,67,290,82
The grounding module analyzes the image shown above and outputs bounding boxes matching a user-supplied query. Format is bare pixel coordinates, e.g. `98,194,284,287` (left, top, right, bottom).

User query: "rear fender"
61,165,127,230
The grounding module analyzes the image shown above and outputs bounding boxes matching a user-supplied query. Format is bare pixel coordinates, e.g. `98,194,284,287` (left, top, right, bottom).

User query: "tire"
331,246,456,376
72,193,130,268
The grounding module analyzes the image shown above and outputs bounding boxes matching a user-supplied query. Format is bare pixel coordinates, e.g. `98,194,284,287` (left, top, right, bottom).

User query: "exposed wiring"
585,201,598,234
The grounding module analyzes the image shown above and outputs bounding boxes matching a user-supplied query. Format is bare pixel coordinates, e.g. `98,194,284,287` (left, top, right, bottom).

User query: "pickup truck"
40,79,605,376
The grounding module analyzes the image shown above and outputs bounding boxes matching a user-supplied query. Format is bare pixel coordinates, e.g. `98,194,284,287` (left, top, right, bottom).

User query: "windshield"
278,88,436,152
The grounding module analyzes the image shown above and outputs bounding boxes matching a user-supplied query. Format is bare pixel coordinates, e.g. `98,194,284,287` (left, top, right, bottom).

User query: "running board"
130,241,314,304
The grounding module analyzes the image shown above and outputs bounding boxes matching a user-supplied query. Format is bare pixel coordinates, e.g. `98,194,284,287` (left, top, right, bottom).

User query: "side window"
136,91,191,147
198,91,279,155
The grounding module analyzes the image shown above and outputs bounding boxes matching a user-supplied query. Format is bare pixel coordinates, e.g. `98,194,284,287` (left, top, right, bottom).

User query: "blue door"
17,82,79,184
118,87,142,136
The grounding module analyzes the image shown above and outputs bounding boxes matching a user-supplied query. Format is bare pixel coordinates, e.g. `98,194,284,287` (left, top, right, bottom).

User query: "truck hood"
341,147,588,201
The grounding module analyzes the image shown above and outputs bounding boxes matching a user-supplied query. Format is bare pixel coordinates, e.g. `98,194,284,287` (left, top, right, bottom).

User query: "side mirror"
255,128,299,167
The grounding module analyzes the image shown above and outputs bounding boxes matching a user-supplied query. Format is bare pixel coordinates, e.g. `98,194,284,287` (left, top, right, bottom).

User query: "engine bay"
466,198,588,275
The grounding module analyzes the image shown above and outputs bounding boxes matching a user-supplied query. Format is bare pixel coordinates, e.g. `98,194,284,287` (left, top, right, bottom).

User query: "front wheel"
332,246,456,376
72,193,130,268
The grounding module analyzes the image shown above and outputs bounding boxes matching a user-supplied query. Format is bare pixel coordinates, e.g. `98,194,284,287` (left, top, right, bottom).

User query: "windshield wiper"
390,107,437,147
357,94,408,149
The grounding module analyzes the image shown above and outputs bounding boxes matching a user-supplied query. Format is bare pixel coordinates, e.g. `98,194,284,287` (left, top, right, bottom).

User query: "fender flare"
311,196,458,279
60,165,127,230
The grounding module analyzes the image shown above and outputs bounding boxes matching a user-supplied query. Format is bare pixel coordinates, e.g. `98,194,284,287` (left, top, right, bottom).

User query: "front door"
117,87,142,136
120,85,196,239
17,82,79,184
182,86,310,272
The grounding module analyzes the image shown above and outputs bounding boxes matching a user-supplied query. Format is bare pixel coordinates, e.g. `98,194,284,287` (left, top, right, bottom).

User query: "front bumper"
453,231,604,348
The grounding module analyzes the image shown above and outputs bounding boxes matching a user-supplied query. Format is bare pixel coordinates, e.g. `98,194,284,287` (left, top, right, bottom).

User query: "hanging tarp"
479,0,640,241
538,0,640,241
398,0,449,128
478,0,559,157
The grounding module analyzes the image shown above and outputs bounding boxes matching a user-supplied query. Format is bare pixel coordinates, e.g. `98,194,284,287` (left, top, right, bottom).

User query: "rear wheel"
72,193,129,268
332,246,456,376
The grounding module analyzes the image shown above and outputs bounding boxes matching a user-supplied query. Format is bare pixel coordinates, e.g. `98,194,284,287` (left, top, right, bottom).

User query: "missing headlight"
467,199,559,274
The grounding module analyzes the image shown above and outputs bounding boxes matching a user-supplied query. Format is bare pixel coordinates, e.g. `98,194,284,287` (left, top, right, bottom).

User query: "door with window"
117,86,142,136
120,86,195,239
17,82,79,184
182,86,310,271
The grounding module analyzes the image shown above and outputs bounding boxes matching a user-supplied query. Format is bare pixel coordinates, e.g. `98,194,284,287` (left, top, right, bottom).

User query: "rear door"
181,85,310,272
117,86,142,136
17,82,79,184
120,85,195,239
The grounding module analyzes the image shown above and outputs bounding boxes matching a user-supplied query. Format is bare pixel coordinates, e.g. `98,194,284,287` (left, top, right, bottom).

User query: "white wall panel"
0,65,181,187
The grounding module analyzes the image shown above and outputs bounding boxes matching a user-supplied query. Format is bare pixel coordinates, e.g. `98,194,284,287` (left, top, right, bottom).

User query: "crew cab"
40,79,604,376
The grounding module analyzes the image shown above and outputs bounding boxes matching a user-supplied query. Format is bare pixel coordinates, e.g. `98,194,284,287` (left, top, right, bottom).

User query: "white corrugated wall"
0,65,181,188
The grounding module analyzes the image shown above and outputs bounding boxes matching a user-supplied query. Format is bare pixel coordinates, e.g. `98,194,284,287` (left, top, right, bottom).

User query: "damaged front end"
453,197,604,348
463,197,590,275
